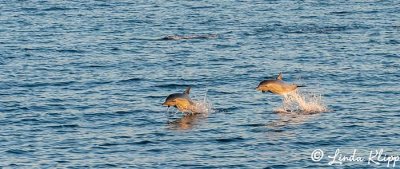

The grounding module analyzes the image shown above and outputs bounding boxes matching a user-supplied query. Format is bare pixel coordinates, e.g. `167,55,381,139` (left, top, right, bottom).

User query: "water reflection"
268,111,321,127
167,113,206,130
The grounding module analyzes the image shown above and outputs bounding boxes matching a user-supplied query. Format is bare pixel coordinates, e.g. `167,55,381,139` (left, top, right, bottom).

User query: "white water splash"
275,89,328,114
190,91,214,115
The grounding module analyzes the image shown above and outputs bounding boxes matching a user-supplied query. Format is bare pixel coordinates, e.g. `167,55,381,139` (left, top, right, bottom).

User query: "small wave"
329,11,354,15
47,124,80,129
274,90,328,114
93,164,118,168
237,123,266,127
56,49,86,53
132,140,153,145
111,135,131,139
386,40,400,44
256,23,370,34
215,137,244,143
43,7,75,11
19,81,75,88
5,149,32,154
155,84,191,89
160,34,218,40
98,143,120,147
114,110,131,115
117,78,142,83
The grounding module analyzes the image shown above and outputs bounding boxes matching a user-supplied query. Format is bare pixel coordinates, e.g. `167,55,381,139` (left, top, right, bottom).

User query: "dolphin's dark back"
166,93,187,101
258,79,284,86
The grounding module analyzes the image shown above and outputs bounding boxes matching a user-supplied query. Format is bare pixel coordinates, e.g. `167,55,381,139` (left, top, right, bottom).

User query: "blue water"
1,1,399,168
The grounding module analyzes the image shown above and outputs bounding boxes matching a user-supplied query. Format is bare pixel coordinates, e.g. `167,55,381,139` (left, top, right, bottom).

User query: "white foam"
190,91,214,115
275,89,328,114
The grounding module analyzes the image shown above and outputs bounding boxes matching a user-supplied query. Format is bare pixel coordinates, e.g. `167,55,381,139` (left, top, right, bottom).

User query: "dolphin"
162,87,196,113
161,34,218,40
256,73,305,95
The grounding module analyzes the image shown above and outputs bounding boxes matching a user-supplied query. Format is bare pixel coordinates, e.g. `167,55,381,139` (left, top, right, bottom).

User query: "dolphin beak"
162,102,168,106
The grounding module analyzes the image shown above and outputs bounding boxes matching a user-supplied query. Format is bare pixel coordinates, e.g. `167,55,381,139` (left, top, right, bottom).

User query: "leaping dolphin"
256,73,305,95
162,87,196,113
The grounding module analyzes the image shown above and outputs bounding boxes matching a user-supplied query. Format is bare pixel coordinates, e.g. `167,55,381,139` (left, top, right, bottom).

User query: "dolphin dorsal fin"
184,86,191,95
276,72,283,80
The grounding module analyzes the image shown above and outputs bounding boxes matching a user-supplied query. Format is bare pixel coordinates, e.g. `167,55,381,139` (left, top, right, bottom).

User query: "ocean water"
1,0,399,168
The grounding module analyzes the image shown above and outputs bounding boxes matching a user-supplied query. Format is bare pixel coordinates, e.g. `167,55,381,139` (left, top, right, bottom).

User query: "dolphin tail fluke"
184,86,191,95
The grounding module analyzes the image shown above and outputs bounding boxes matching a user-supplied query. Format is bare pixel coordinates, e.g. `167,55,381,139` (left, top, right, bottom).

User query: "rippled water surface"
1,0,399,168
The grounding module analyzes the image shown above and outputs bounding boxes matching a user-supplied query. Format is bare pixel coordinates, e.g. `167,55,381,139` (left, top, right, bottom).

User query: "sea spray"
275,89,327,113
190,90,214,114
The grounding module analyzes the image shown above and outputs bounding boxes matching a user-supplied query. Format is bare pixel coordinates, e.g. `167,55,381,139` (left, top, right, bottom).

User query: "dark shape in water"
161,34,218,40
